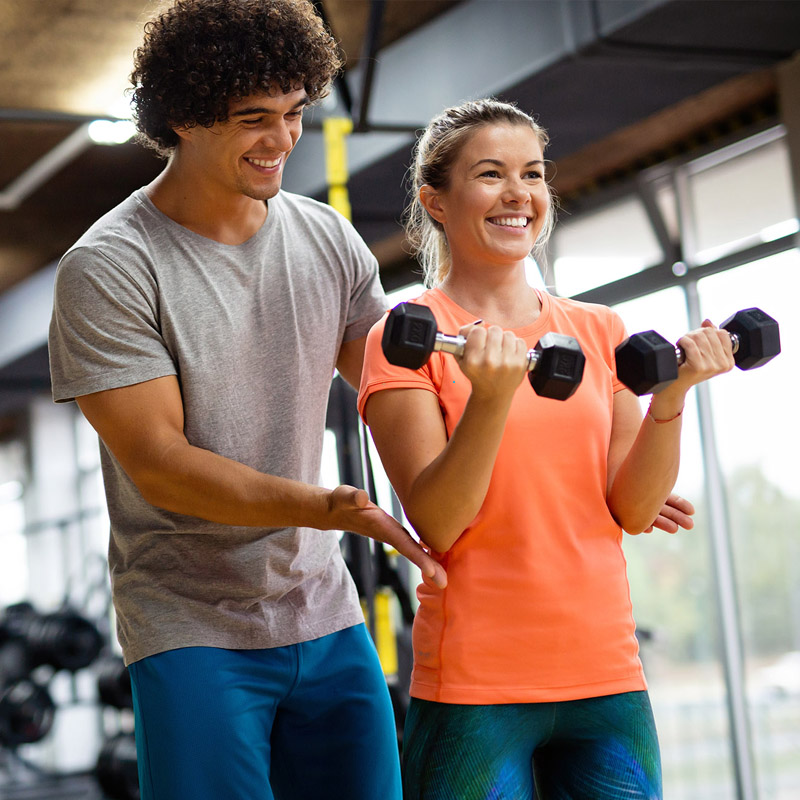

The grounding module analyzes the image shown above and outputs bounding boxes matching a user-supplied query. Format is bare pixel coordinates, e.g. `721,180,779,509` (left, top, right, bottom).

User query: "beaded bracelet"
647,400,684,424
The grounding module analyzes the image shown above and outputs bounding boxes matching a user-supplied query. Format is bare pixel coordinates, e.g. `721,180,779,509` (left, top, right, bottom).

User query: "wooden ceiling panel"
0,0,156,117
324,0,460,67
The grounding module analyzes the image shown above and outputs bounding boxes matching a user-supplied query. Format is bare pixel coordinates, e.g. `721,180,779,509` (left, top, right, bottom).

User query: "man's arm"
336,335,368,390
644,493,696,534
77,375,447,586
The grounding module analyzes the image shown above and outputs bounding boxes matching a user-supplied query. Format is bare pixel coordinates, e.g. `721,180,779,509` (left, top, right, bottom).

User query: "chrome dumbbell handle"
435,332,539,371
674,331,740,366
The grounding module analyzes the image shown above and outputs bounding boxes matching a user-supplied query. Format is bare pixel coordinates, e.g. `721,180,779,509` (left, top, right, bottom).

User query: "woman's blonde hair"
404,98,555,287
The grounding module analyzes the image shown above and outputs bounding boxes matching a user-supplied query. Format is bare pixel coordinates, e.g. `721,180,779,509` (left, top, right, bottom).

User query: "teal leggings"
403,691,662,800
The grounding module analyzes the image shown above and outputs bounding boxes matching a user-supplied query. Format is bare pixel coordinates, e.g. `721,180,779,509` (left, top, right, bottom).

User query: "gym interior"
1,1,799,798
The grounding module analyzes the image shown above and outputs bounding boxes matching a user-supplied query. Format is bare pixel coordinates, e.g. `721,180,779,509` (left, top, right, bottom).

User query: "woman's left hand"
648,319,735,419
675,319,736,389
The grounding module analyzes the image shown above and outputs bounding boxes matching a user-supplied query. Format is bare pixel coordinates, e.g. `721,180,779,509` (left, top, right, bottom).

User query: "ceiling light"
87,119,136,145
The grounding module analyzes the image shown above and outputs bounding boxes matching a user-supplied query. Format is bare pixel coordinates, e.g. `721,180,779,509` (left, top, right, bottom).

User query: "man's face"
176,87,308,201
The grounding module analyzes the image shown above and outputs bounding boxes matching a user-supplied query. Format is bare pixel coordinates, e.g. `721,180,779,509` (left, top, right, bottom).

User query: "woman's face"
423,123,550,271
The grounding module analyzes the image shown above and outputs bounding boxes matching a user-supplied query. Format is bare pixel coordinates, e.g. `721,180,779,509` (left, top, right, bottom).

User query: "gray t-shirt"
49,188,387,665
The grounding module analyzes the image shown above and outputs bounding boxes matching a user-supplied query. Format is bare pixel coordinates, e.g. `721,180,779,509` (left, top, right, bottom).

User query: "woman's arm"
607,320,735,533
364,324,529,553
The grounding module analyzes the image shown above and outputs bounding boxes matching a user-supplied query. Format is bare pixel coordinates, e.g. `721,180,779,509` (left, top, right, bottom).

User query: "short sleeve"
357,310,439,422
48,247,176,402
609,308,630,394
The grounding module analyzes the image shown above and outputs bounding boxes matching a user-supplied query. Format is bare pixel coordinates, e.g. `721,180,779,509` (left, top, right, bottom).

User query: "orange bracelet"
647,400,684,424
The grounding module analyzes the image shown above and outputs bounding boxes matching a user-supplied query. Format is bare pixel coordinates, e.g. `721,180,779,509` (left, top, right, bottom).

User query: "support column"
777,54,800,218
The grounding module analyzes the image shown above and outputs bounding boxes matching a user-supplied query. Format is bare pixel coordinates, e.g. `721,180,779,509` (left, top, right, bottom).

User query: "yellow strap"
322,117,353,220
374,588,399,676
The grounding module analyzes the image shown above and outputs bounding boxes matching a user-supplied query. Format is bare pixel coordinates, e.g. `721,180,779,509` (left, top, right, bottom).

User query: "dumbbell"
615,307,781,396
381,302,586,401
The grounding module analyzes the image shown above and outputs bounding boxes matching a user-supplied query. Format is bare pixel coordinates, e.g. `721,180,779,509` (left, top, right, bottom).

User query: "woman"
357,99,734,800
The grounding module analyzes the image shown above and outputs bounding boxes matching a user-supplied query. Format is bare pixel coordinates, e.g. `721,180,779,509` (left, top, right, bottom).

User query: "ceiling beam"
283,0,671,197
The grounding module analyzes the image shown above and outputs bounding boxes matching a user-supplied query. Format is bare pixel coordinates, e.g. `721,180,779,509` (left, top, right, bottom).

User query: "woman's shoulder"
548,293,622,322
545,293,627,341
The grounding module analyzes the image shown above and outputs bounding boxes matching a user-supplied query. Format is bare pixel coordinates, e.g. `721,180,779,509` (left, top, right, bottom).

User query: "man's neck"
145,160,269,245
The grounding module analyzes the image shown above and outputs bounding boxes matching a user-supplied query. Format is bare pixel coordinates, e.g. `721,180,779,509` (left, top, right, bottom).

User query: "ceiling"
1,0,799,419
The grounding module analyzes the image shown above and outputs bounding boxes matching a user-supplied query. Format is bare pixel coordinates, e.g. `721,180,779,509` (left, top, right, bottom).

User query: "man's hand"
644,493,695,534
328,485,447,589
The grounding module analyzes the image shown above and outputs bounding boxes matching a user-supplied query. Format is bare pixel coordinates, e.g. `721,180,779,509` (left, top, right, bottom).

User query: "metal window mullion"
677,150,759,798
636,173,681,267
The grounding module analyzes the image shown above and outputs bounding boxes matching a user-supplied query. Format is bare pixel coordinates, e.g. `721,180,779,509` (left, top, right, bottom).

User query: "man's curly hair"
130,0,343,157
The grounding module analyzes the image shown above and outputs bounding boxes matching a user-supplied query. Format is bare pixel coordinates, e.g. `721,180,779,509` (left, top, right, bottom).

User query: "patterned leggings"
402,691,662,800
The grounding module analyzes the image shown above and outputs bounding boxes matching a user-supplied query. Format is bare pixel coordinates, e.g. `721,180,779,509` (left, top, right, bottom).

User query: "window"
686,130,798,265
698,252,800,800
550,195,664,296
587,126,800,800
0,466,27,606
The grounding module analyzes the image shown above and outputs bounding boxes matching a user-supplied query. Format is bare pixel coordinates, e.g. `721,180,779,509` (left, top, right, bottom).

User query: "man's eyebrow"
471,158,545,168
230,98,311,117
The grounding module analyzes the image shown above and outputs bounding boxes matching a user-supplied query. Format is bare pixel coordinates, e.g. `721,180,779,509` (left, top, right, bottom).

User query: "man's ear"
171,124,194,143
419,184,446,224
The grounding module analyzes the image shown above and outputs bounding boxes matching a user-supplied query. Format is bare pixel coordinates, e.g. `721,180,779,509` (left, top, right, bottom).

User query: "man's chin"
247,187,281,202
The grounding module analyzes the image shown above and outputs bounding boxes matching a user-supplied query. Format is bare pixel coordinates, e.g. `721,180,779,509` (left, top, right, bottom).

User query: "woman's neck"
439,266,542,329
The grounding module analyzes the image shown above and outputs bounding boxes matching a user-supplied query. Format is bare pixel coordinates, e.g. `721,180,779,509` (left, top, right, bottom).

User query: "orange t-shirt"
358,288,647,704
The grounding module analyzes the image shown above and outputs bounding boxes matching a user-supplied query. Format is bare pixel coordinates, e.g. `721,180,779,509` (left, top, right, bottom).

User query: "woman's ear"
419,184,446,224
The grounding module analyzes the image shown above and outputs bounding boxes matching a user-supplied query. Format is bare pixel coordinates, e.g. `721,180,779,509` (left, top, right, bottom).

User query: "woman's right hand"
456,322,530,401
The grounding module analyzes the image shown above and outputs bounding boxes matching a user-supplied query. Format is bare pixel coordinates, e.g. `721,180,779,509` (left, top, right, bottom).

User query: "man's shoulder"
275,189,333,215
274,190,355,233
57,189,165,290
67,190,150,251
272,191,375,267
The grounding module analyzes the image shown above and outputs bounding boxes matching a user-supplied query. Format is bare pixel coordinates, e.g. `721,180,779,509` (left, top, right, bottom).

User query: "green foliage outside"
624,465,800,664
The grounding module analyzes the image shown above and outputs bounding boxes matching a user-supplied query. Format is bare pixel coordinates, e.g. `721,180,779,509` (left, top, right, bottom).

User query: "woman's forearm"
607,389,686,533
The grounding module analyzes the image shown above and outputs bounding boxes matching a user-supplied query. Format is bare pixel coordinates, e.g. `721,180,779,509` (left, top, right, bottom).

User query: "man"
48,2,444,798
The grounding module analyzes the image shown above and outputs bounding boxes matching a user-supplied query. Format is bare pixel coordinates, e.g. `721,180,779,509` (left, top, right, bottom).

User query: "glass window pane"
689,136,798,265
0,494,27,606
613,288,737,800
320,428,341,490
75,409,101,472
696,250,797,501
550,196,663,297
0,440,28,604
697,250,800,800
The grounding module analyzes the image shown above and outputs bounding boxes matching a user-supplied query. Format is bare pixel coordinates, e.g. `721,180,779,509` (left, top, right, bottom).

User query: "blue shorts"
402,691,662,800
128,623,401,800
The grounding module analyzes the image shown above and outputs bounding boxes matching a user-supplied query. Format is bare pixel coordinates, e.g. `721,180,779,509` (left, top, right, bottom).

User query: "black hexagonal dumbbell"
615,307,781,396
381,302,586,401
